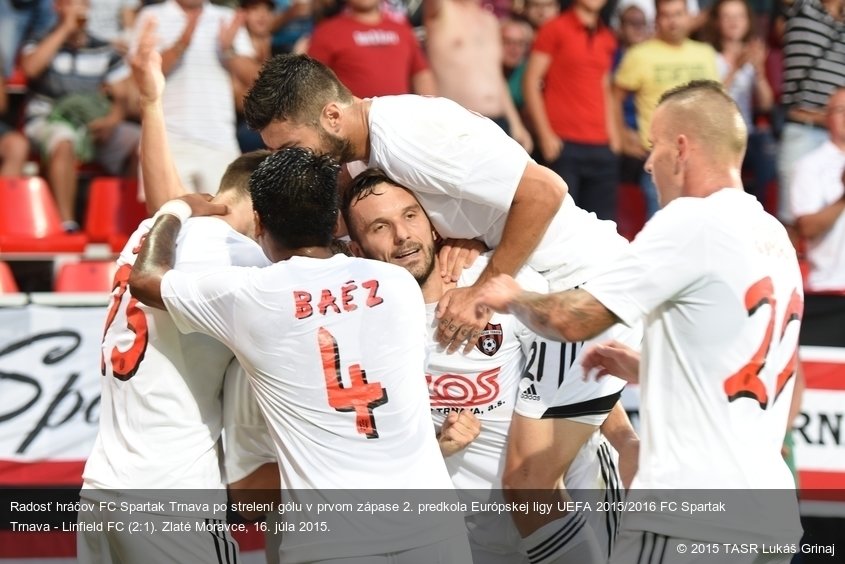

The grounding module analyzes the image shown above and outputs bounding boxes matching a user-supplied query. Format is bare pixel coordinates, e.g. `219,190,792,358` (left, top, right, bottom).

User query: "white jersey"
363,95,629,289
584,189,803,543
161,253,460,562
222,360,275,484
427,256,546,493
82,217,269,514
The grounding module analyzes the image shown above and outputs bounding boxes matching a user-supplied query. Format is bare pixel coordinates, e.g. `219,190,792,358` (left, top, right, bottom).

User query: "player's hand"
435,285,492,354
581,340,640,384
438,410,481,457
474,274,522,315
130,17,165,107
438,238,486,283
176,193,228,217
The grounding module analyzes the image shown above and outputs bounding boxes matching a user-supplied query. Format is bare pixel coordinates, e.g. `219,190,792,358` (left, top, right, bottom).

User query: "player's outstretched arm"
130,195,228,309
477,275,619,343
435,164,565,353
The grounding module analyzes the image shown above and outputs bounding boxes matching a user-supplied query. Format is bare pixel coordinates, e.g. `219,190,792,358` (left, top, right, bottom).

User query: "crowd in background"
1,0,844,335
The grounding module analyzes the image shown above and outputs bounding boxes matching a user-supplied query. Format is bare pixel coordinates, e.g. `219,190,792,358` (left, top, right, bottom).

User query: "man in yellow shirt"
613,0,718,219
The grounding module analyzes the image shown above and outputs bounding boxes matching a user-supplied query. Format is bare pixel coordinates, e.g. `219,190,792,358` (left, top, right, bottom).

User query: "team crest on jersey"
476,323,503,357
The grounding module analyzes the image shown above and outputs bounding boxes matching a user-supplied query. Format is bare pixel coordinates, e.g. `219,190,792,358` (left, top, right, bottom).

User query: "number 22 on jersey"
723,276,803,410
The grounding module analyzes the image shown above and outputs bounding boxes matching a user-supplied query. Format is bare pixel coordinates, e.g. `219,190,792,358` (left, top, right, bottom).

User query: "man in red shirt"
523,0,620,221
307,0,436,98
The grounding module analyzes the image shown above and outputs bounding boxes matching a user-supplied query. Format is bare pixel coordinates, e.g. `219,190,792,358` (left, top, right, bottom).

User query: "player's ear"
322,102,343,132
253,210,264,238
347,240,365,258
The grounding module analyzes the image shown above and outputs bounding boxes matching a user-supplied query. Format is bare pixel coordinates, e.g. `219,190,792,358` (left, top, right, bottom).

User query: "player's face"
644,106,683,205
348,183,437,285
260,120,355,163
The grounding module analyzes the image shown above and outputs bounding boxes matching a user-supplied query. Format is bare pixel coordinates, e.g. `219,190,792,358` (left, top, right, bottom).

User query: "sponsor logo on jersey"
427,367,501,407
476,323,503,357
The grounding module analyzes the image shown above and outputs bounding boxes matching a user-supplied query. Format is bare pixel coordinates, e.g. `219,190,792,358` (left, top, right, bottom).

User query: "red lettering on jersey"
774,289,803,402
341,281,358,312
362,279,383,307
723,278,804,410
101,264,149,380
319,327,388,438
318,289,341,315
428,367,501,407
294,291,313,319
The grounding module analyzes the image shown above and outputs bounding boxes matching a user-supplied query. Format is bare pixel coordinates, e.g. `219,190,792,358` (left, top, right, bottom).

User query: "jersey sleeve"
582,199,708,327
160,266,247,346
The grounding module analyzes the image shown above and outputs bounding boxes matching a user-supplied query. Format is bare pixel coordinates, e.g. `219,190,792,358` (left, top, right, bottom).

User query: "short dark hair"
249,147,340,248
243,54,354,131
218,150,273,199
340,167,403,238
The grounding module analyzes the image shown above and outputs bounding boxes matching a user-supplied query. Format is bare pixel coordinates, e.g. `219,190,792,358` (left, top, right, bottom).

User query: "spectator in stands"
269,0,316,54
0,78,29,177
307,0,436,98
236,0,274,152
705,0,775,206
86,0,138,53
0,0,55,78
613,0,718,219
612,0,652,186
20,0,140,231
522,0,559,29
501,15,533,112
523,0,620,221
133,0,259,209
790,87,845,347
425,0,532,151
776,0,845,225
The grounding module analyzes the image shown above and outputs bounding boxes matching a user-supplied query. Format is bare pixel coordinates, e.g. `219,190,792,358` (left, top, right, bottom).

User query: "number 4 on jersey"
723,276,803,409
319,327,388,438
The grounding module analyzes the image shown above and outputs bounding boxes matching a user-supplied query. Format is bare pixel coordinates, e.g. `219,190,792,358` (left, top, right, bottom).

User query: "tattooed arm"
477,274,620,342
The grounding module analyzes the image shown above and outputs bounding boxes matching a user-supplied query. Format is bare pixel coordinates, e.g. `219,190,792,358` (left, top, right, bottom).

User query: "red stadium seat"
54,260,117,292
84,177,148,251
0,261,19,293
0,177,88,253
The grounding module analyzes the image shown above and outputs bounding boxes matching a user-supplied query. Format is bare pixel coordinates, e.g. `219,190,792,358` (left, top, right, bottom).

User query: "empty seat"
0,177,87,253
54,260,117,292
0,261,19,293
84,177,149,251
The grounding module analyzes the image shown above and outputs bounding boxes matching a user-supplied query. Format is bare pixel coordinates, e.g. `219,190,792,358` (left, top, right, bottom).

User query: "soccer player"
127,147,473,564
477,80,804,562
243,55,638,563
78,20,270,564
342,168,629,563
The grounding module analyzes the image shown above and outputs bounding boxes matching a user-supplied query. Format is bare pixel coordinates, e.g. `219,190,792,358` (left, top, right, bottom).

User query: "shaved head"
658,80,747,166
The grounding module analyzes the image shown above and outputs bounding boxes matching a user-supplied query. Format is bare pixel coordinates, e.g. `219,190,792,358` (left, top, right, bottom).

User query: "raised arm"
131,17,189,212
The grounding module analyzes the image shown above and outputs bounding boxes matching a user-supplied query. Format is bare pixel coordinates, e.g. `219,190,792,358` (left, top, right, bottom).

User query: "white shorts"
514,322,637,424
77,506,239,564
310,532,473,564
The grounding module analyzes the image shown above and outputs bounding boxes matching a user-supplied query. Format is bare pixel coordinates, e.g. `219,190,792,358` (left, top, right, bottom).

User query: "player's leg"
503,413,605,564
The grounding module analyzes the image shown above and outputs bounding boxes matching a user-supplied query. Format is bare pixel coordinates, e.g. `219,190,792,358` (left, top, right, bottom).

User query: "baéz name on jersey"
293,279,384,319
